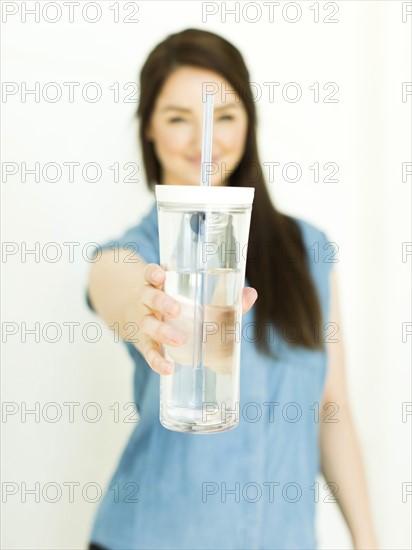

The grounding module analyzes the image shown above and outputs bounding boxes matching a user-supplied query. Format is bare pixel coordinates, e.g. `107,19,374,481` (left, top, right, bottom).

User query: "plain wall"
2,1,411,548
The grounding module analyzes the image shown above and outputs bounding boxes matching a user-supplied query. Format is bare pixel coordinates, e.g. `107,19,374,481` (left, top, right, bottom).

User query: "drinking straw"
200,93,214,186
192,93,215,414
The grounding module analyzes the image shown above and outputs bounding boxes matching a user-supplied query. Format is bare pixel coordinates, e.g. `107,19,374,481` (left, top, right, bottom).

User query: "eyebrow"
160,102,239,113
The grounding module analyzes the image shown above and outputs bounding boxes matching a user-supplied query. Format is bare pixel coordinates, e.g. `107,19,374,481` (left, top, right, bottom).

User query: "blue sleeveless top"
88,199,334,550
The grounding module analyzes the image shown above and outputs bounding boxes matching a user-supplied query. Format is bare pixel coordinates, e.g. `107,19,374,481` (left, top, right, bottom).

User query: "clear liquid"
160,268,242,433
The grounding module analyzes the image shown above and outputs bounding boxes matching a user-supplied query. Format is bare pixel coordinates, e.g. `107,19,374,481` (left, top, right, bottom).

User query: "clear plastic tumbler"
155,184,255,433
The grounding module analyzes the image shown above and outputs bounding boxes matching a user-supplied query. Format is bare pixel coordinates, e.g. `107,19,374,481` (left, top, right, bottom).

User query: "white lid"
155,185,255,206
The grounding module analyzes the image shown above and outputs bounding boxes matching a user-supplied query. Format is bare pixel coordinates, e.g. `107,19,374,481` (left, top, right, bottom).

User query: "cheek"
217,121,247,153
156,125,192,154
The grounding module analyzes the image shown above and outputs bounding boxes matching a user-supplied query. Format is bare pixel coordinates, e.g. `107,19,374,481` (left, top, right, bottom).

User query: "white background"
1,1,411,548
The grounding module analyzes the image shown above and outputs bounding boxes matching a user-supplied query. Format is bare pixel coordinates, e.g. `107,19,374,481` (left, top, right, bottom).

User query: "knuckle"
135,285,149,309
156,322,170,342
152,340,161,354
139,313,152,334
135,284,146,303
143,263,156,281
151,354,163,371
144,345,156,366
153,291,165,312
145,346,163,372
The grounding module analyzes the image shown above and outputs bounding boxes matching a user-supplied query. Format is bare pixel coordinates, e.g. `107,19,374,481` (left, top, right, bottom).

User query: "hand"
136,263,258,375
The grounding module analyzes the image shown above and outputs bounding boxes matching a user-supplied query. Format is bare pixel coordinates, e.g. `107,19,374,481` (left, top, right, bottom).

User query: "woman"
87,28,378,549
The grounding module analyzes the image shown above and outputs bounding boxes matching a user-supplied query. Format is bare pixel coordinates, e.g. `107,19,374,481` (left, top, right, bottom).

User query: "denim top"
88,198,334,550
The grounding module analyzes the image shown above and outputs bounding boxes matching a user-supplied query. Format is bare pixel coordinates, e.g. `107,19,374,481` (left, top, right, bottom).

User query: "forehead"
155,66,240,108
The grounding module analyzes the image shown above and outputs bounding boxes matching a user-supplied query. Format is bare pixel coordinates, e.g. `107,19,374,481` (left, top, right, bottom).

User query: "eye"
168,117,185,123
218,114,234,121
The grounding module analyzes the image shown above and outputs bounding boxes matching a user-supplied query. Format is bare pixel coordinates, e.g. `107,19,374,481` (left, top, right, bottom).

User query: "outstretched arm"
319,268,379,549
88,249,258,374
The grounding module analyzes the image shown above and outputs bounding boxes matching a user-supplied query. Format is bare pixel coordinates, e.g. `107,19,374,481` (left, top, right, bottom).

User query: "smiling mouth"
187,157,220,165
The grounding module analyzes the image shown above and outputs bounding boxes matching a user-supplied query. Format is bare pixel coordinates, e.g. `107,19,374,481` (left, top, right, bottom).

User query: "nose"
189,119,203,156
189,121,221,161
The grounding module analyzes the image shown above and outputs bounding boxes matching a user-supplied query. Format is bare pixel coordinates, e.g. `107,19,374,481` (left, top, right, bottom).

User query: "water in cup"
155,185,254,433
160,267,241,432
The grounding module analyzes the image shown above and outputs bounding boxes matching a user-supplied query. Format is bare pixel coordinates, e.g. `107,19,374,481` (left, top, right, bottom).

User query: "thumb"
242,287,258,314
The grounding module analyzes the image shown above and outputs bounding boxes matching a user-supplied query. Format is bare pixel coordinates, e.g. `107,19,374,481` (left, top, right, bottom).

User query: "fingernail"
153,270,163,283
162,361,174,374
165,300,178,315
170,330,185,344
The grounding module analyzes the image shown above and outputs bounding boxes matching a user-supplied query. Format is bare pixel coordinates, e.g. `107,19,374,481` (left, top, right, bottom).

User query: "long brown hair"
136,28,324,356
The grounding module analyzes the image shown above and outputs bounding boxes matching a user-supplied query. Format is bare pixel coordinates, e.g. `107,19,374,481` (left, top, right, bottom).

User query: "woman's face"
146,66,248,186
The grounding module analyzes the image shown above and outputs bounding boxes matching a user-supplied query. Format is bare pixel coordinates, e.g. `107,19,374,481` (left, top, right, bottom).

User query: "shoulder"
290,216,336,321
290,215,337,286
290,215,335,265
138,199,158,229
99,198,159,264
290,215,329,246
122,199,158,241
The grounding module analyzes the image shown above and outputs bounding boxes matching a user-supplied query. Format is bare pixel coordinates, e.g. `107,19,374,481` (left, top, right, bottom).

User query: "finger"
141,334,175,375
242,287,258,314
140,314,186,346
143,263,165,288
140,285,181,318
